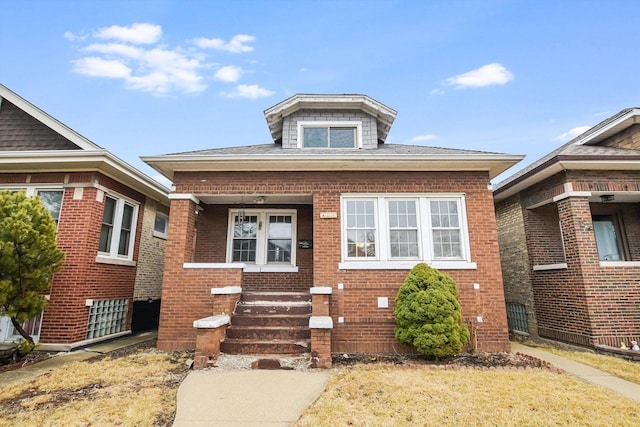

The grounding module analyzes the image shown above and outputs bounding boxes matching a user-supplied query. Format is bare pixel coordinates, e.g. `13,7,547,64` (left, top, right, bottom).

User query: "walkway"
511,341,640,402
172,369,330,427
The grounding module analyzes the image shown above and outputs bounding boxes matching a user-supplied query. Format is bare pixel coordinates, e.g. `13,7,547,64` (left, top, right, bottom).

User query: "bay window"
98,193,138,261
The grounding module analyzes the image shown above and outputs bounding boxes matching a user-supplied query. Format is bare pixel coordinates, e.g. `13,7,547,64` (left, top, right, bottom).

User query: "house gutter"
493,154,640,202
0,150,170,204
141,153,524,181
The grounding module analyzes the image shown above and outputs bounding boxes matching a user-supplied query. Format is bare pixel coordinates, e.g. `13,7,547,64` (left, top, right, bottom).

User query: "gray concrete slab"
511,341,640,402
173,370,330,427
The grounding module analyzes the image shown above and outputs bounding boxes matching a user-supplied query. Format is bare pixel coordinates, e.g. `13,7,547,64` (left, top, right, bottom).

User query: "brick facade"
158,170,510,353
495,123,640,348
0,172,166,346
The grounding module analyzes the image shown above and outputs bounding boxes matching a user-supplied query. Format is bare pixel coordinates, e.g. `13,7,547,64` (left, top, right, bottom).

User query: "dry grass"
0,347,189,427
295,365,640,427
522,340,640,385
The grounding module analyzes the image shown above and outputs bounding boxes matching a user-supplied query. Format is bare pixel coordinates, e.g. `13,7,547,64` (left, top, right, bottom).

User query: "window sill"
532,263,568,271
338,260,477,270
183,263,245,269
95,256,136,267
600,261,640,268
153,231,168,240
243,265,299,273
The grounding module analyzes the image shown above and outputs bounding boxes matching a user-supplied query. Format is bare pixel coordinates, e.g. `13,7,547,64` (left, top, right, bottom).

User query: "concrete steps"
221,291,311,355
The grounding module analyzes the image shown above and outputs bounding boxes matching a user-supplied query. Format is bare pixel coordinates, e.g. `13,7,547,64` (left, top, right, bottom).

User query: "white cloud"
94,23,162,45
72,57,131,78
444,63,514,89
411,134,438,142
68,24,266,96
192,34,255,53
552,126,591,142
222,84,275,99
299,67,309,72
64,31,88,42
214,65,242,83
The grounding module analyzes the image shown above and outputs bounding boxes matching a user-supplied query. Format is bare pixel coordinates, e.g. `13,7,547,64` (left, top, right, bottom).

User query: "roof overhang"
573,108,640,146
142,153,523,181
0,150,170,205
0,84,102,151
493,156,640,202
263,94,398,143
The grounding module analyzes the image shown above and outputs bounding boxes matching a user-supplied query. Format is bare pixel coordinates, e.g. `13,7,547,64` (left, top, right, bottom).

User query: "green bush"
394,263,470,358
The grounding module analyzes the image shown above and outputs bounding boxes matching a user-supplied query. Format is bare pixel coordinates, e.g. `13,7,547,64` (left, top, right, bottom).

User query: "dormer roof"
264,94,397,144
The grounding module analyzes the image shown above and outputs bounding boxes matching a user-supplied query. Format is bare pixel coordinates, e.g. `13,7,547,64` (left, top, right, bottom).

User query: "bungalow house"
0,84,170,350
494,108,640,349
143,94,523,368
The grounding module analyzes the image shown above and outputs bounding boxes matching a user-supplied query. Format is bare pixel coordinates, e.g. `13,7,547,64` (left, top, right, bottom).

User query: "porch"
523,184,640,347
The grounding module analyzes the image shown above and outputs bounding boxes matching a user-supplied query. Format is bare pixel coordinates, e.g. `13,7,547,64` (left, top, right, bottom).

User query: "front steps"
220,291,311,355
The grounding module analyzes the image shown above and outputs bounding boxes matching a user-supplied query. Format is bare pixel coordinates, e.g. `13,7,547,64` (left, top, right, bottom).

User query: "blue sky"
1,0,639,186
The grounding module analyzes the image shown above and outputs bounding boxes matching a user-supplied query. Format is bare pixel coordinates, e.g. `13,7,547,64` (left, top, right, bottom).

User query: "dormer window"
298,121,362,149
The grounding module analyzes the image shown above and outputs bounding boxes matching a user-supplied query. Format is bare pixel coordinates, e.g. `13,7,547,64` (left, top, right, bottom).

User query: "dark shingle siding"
0,100,80,151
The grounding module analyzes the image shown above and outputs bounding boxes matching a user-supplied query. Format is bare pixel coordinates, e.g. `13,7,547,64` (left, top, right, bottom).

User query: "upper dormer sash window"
297,121,363,149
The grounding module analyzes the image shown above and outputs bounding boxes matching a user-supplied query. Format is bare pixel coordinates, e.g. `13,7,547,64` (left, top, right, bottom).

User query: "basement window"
86,299,128,339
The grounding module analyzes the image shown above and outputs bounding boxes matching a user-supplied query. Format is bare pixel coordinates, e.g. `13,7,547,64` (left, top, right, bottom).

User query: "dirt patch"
0,341,192,427
0,350,52,374
332,351,557,370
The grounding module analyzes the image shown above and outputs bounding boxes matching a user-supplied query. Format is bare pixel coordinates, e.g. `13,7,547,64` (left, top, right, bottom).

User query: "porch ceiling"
196,194,313,205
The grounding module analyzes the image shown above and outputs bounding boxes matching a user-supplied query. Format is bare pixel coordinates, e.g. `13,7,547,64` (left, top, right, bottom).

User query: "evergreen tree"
394,263,469,358
0,190,64,347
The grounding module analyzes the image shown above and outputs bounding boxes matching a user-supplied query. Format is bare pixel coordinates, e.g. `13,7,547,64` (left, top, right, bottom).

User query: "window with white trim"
226,209,297,268
341,195,473,269
0,187,64,225
153,211,169,239
98,194,138,260
298,121,362,148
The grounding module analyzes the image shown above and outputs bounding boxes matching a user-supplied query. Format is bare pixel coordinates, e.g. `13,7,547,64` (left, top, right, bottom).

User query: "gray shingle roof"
494,108,640,194
164,143,508,157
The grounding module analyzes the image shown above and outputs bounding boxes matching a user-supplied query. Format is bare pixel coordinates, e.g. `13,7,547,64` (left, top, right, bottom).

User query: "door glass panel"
232,215,257,262
267,215,292,263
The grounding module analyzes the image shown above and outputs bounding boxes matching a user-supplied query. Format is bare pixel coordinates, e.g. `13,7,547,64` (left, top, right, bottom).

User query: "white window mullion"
419,198,432,261
377,197,388,261
110,200,125,257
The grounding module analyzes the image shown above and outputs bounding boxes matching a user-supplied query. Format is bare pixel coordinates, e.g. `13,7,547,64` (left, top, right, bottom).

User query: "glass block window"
506,303,529,334
87,299,128,340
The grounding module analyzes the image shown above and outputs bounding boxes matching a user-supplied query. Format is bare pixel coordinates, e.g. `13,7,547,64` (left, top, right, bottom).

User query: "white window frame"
96,191,139,265
297,121,363,149
226,209,298,272
339,194,475,270
153,211,169,239
0,185,64,227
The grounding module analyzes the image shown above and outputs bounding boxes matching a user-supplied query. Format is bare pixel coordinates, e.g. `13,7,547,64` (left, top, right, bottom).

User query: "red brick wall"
0,172,147,344
503,169,640,347
193,203,313,291
162,170,510,353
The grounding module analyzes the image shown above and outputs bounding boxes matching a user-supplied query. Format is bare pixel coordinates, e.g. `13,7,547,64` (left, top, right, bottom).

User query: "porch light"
600,194,615,202
238,209,246,224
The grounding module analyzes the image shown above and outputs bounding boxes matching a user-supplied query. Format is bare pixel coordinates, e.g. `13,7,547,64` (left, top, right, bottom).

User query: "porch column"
556,196,600,271
555,195,599,345
157,194,199,350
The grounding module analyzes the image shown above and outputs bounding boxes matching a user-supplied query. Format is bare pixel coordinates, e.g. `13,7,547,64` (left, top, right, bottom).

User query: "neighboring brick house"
0,84,170,350
494,108,640,348
143,94,522,367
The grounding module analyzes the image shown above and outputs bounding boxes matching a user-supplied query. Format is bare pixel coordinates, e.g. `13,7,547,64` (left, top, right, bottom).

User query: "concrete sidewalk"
511,341,640,402
173,369,330,427
0,330,157,386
